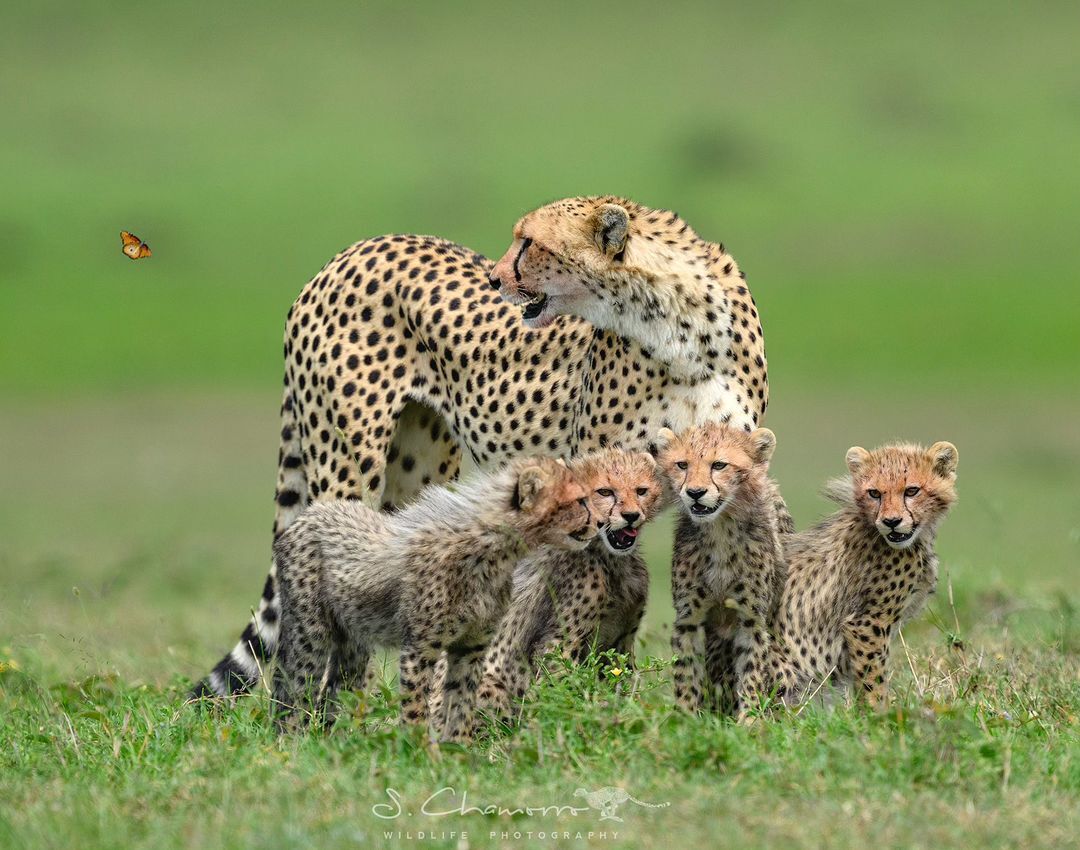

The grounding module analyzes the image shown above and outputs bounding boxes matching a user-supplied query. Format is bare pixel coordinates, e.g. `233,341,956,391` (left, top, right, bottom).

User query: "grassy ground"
3,1,1080,847
1,392,1077,848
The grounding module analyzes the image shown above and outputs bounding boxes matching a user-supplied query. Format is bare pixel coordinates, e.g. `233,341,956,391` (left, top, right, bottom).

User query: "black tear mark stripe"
512,238,532,282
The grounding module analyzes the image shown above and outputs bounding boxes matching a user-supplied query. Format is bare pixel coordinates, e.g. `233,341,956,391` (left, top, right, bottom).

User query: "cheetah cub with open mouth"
270,456,595,740
657,424,787,717
770,441,958,708
470,448,664,723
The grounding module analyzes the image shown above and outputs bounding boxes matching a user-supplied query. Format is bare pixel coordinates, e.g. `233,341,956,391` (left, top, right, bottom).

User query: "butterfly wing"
121,231,150,259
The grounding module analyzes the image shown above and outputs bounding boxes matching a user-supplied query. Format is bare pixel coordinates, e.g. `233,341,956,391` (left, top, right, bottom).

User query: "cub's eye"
904,486,921,498
675,461,688,470
596,488,614,498
712,461,728,471
636,487,649,496
867,489,882,499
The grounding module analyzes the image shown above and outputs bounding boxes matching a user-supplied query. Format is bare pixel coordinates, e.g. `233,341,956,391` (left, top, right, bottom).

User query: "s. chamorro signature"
373,786,670,824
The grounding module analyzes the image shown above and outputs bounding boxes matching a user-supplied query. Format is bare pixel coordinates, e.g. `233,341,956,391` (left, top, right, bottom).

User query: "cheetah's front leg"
398,633,440,732
439,638,490,742
671,620,707,713
842,616,893,709
730,599,772,719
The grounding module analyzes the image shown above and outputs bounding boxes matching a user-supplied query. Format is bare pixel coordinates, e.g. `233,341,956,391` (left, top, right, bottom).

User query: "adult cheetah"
193,196,770,698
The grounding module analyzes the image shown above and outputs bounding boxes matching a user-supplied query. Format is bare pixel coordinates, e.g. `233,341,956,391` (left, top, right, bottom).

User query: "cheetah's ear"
555,457,568,468
655,427,677,451
927,441,958,477
845,446,871,475
516,465,549,511
590,203,629,259
749,428,776,465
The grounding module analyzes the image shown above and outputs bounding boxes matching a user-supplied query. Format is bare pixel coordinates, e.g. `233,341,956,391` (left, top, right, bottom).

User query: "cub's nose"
882,517,902,529
621,511,641,527
686,488,707,501
488,273,502,291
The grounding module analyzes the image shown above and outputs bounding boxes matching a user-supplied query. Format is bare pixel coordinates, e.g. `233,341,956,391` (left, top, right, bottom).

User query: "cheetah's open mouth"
886,531,913,544
689,503,719,517
605,526,639,551
521,292,548,320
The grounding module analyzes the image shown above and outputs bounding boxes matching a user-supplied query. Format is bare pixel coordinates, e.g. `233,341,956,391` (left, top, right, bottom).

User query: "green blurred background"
1,0,1078,681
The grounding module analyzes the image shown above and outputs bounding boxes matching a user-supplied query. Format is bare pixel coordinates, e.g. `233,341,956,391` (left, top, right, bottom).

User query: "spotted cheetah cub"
271,457,595,739
657,423,785,717
472,449,664,722
771,441,958,708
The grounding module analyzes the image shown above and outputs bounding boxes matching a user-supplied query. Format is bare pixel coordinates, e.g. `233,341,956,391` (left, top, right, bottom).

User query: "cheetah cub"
657,423,786,717
472,449,664,722
271,456,595,740
771,441,958,708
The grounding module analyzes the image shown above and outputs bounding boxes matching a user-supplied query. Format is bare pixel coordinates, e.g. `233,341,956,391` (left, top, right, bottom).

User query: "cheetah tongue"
606,527,639,550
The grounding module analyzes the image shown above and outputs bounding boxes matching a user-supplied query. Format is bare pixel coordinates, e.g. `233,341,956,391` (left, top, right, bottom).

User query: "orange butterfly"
121,231,152,260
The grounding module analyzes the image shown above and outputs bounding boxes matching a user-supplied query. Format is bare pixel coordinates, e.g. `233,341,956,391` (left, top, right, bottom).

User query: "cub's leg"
671,562,707,712
439,637,491,742
703,623,738,715
398,624,441,733
729,600,773,717
842,616,893,708
272,609,336,731
476,636,531,723
670,618,707,712
547,562,605,663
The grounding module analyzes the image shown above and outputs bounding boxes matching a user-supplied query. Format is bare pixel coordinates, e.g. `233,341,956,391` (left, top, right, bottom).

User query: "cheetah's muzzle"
885,530,914,544
605,526,639,551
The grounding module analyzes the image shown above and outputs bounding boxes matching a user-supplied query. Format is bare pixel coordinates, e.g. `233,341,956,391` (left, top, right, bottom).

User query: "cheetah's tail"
188,388,307,701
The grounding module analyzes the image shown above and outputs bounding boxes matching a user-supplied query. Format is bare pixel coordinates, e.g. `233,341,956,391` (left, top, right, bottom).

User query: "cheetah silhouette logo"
573,787,671,822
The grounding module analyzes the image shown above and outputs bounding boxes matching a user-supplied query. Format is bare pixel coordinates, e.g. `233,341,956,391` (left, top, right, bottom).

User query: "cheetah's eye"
712,461,728,471
675,461,688,470
867,489,882,499
636,487,649,496
596,488,614,498
904,486,921,498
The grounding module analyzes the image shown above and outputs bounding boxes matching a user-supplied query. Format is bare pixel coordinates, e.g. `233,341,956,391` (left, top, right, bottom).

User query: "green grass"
1,392,1077,848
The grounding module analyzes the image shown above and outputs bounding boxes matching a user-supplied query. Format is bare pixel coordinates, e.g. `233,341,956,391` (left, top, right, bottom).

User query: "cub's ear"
749,428,776,464
846,446,871,475
655,427,677,451
928,441,958,477
640,451,658,469
516,465,549,510
590,203,630,259
555,457,568,468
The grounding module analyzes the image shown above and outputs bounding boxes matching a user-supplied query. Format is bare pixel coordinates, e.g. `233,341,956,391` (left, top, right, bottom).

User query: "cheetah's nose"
621,512,641,527
488,273,502,291
686,488,707,501
882,517,902,529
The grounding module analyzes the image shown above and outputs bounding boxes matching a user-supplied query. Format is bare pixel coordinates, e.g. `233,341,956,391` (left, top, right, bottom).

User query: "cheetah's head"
488,196,639,330
513,457,597,551
655,424,775,524
845,441,959,550
569,449,663,555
